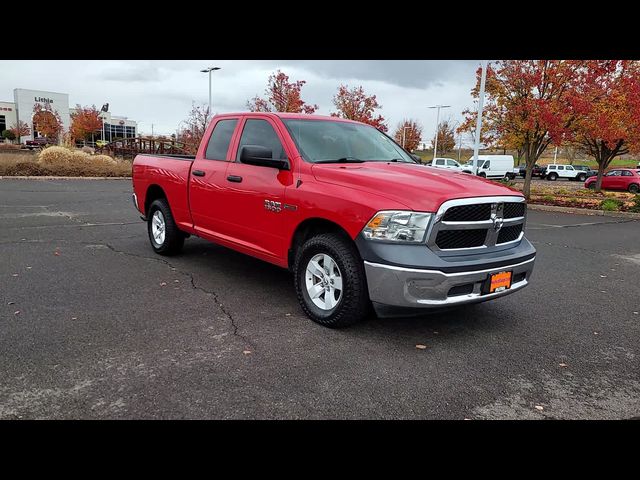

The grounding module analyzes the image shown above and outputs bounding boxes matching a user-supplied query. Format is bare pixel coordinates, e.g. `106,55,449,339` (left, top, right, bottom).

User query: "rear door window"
622,170,633,177
205,119,239,161
446,159,457,167
436,159,445,166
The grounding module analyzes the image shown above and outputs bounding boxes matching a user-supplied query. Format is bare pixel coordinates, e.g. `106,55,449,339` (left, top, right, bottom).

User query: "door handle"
227,175,243,183
192,170,205,177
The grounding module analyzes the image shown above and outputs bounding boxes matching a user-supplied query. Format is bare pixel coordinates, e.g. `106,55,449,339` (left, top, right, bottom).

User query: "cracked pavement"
1,179,639,419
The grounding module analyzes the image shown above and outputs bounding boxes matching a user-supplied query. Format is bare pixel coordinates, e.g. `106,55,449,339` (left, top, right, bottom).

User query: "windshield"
282,119,416,164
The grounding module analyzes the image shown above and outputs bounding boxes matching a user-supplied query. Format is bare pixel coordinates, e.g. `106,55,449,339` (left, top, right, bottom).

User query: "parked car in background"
430,157,466,172
24,138,54,150
544,164,588,181
585,168,640,193
518,164,545,178
573,165,597,178
461,155,515,180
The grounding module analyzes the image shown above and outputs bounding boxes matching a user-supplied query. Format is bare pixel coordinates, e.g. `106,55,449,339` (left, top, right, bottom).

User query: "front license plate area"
483,271,512,294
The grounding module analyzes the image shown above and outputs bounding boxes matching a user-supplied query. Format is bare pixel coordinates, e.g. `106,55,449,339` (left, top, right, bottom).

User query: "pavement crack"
103,243,255,350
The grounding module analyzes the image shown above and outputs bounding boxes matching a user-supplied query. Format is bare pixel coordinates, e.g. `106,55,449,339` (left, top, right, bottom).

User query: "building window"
0,115,6,134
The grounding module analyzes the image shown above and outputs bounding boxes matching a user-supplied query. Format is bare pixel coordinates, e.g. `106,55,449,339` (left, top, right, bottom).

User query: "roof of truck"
215,112,360,123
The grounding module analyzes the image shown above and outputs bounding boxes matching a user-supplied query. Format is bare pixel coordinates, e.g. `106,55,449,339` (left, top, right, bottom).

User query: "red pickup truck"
132,112,536,327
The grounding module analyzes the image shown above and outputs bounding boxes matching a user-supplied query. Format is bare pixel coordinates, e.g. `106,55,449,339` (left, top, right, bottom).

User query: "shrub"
600,198,624,211
2,130,16,141
629,195,640,213
543,194,555,202
37,146,72,166
557,188,570,195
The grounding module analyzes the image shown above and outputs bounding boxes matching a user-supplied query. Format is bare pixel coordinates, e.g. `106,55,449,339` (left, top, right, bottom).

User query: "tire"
577,173,587,182
293,233,370,328
587,182,596,190
629,183,639,194
147,198,185,256
478,172,487,178
547,173,558,181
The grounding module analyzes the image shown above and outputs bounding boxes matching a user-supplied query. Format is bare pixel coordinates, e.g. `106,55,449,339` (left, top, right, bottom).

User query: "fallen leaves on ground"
11,274,18,277
415,344,427,350
160,282,167,286
243,350,252,355
534,405,544,411
14,311,20,315
7,301,15,305
559,363,568,368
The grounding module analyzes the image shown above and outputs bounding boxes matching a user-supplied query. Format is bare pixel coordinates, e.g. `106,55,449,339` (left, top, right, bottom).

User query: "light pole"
472,60,489,174
402,126,411,149
200,66,221,119
428,104,450,161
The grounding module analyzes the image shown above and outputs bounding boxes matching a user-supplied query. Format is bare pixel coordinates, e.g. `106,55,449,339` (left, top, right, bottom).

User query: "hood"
311,162,523,212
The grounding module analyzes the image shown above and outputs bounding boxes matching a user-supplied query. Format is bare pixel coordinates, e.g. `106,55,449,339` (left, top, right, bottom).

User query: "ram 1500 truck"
132,112,536,328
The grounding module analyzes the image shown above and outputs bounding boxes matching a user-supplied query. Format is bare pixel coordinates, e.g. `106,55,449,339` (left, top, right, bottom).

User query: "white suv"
545,164,588,182
430,157,465,172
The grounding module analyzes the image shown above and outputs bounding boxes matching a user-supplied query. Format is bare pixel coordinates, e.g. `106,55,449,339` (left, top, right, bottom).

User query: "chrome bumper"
364,257,535,308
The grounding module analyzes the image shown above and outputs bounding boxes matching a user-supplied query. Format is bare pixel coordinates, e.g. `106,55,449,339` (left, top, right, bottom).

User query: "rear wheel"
147,198,184,255
547,172,558,181
294,233,370,328
629,183,639,194
587,182,596,190
577,173,587,182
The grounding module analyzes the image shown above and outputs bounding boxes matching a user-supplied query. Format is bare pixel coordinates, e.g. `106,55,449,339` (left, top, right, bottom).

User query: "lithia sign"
34,96,54,104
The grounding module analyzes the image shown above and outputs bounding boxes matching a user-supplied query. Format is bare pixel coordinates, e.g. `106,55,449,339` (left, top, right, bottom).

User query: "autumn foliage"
393,119,422,151
331,85,388,132
247,70,318,114
432,120,456,155
32,103,64,141
177,103,211,154
9,120,30,143
463,61,585,198
567,60,640,191
70,105,103,142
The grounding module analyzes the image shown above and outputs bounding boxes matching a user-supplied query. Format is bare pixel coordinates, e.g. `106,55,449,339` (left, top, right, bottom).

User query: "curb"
528,203,640,219
0,176,130,180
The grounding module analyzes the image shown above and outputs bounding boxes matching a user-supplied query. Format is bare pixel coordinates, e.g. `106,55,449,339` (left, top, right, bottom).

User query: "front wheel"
587,182,596,190
547,173,558,181
293,233,370,328
629,183,639,194
478,172,487,178
577,173,587,182
147,198,185,255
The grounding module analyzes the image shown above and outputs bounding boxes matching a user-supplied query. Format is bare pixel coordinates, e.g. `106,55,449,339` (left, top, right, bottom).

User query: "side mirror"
239,145,289,170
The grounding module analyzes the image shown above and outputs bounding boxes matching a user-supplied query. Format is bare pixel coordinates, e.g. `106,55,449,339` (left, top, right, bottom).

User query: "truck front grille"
427,196,526,254
436,229,487,249
442,204,491,222
497,224,523,244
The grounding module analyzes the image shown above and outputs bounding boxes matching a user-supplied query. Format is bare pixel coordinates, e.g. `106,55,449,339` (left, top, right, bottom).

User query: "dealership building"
0,88,137,143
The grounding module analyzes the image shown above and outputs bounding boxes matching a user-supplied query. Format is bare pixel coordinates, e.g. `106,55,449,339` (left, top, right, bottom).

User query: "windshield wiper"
314,157,366,164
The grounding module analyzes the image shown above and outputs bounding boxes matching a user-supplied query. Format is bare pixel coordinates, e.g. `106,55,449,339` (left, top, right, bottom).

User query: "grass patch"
542,194,555,202
600,198,624,211
0,148,131,177
629,195,640,213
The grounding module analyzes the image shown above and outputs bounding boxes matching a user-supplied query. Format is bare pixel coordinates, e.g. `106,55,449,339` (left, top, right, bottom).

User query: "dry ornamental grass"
0,146,130,177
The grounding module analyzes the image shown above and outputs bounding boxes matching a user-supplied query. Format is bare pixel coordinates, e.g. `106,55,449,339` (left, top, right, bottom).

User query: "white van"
462,155,515,179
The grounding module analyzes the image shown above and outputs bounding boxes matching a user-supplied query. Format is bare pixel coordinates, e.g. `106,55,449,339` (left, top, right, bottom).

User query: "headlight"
362,211,432,243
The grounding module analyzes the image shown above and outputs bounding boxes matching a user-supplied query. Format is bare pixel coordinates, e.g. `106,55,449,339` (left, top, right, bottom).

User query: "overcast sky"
0,60,480,145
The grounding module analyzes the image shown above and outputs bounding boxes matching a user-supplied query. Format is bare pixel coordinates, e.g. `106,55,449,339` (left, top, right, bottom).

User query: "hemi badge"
283,204,298,211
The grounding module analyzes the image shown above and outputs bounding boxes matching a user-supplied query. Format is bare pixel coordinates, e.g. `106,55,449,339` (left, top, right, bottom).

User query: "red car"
132,112,536,327
585,168,640,193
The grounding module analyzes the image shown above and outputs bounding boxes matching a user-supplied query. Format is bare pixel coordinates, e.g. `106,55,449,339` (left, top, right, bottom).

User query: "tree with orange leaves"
70,105,103,144
393,119,423,151
331,85,388,132
567,60,640,192
32,103,64,142
9,120,30,144
247,70,318,114
462,60,585,198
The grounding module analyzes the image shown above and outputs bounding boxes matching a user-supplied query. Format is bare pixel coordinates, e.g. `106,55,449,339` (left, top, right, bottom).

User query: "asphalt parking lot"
1,179,639,419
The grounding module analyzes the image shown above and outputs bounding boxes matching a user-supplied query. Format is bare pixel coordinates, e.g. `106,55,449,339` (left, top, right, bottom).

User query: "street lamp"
200,66,221,118
428,104,450,161
402,126,412,149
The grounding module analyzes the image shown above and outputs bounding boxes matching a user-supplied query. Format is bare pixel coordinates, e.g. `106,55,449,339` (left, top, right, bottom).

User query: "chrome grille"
427,196,526,254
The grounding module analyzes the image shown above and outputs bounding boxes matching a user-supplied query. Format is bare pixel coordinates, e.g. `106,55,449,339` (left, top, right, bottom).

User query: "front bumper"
364,256,535,308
